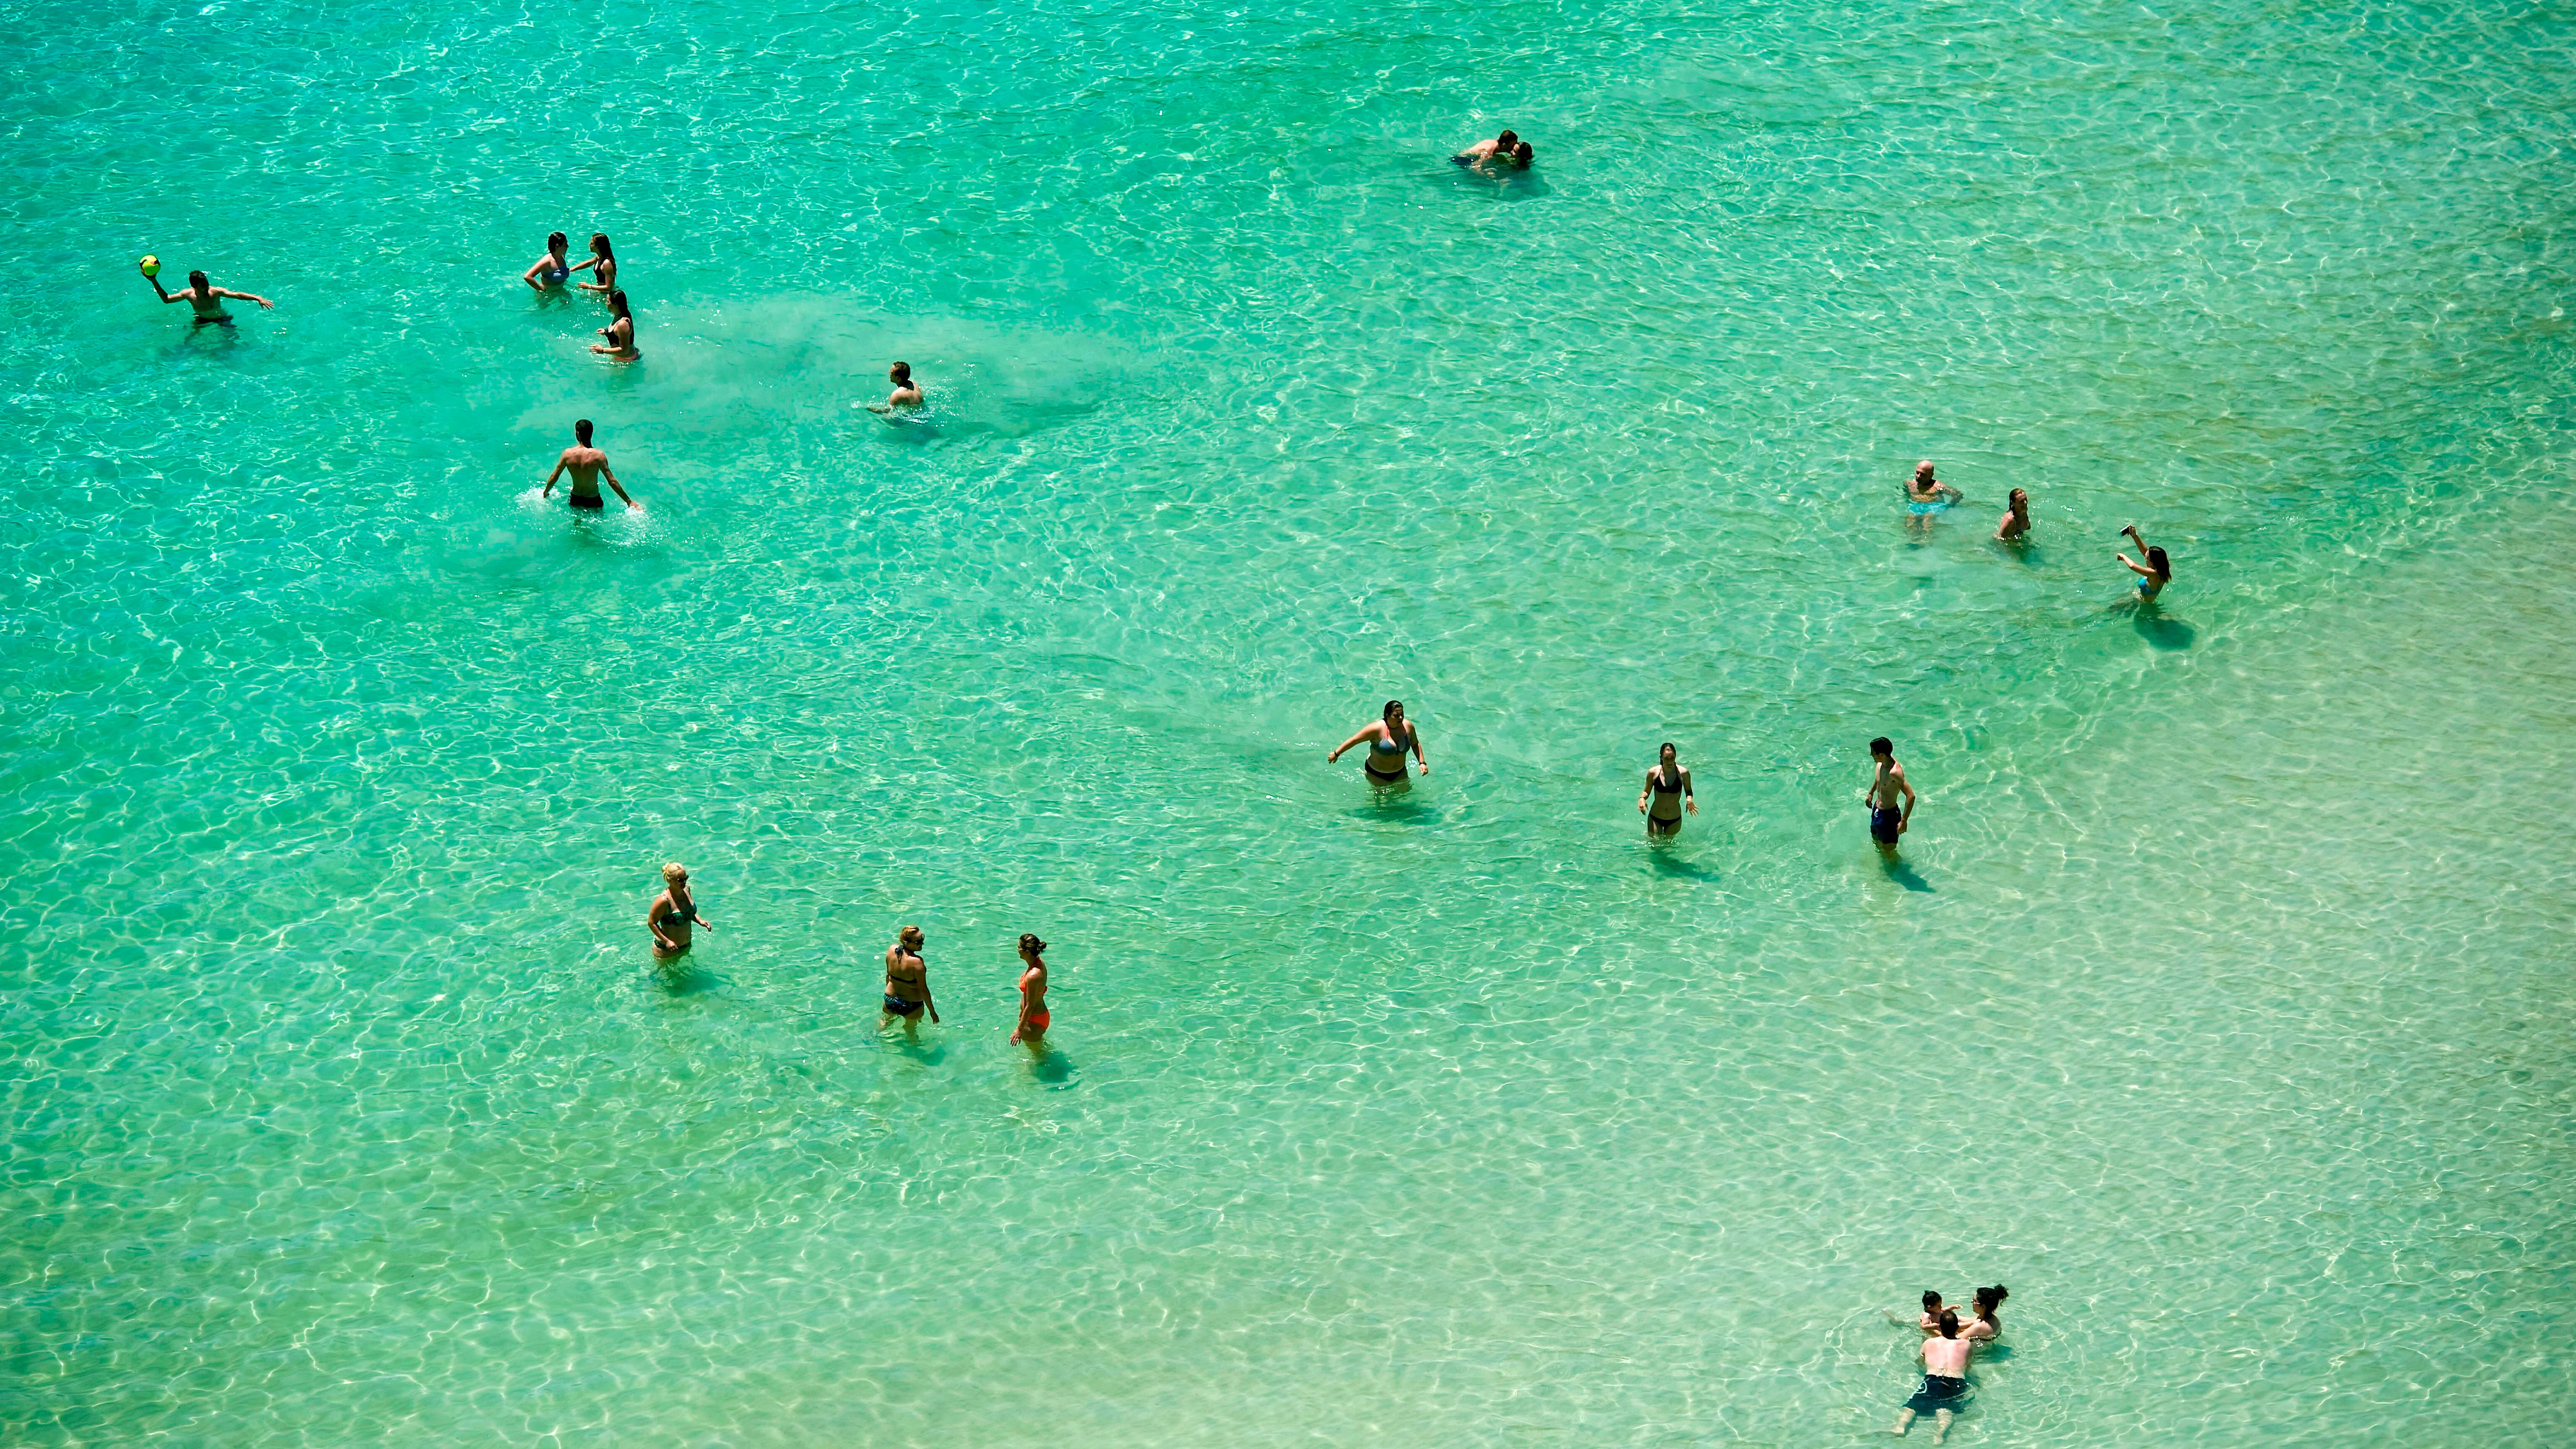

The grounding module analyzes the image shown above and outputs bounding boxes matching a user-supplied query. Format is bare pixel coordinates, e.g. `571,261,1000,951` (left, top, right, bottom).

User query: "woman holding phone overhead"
2118,524,2172,599
1328,700,1428,781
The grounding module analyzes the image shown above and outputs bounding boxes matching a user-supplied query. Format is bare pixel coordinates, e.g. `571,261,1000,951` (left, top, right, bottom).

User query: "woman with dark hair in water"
1012,934,1050,1046
2118,524,2171,599
1961,1285,2007,1341
592,289,639,359
1328,699,1428,780
1994,488,2031,542
1638,742,1695,836
523,231,575,291
576,233,618,294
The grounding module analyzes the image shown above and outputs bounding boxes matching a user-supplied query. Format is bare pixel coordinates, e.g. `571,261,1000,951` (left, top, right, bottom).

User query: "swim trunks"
568,493,605,510
1870,807,1902,844
883,996,924,1017
1904,1375,1968,1413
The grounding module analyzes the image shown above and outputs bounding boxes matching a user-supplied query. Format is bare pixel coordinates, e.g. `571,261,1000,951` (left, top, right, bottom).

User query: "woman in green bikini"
647,862,712,958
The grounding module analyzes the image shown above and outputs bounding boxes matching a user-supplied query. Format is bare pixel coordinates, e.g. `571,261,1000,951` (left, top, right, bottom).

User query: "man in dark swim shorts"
541,418,639,511
1865,736,1914,856
1893,1309,1973,1441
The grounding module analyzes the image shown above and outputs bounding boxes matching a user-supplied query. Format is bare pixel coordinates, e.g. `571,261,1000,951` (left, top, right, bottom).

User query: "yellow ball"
139,255,160,277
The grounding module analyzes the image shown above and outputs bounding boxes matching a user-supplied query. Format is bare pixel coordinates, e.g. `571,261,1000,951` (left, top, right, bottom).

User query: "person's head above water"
1496,129,1519,148
187,270,210,289
1511,141,1534,166
2145,545,2171,576
1870,735,1893,759
2007,487,2028,510
1973,1285,2007,1315
1383,699,1405,724
662,861,687,884
1914,459,1937,482
1922,1290,1943,1312
1660,741,1678,763
1936,1309,1960,1340
606,288,631,317
1018,932,1047,956
548,231,568,253
899,924,924,948
589,233,614,260
889,361,912,385
574,418,595,444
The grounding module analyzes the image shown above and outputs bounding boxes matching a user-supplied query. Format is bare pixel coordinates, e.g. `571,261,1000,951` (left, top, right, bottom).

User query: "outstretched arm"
2118,552,2155,578
215,288,273,309
1327,724,1378,763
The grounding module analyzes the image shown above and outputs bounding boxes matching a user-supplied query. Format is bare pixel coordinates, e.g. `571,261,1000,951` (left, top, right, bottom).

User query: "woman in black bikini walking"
1328,700,1428,781
1638,742,1695,836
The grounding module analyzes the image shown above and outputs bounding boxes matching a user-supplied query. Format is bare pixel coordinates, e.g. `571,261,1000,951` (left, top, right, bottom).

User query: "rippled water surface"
5,0,2574,1443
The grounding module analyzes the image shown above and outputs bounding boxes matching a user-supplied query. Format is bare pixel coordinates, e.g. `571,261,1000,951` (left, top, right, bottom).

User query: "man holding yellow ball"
141,257,271,325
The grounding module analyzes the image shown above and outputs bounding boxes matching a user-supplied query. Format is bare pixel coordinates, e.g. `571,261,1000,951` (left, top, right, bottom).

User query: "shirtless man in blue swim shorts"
1865,736,1914,856
1892,1309,1973,1441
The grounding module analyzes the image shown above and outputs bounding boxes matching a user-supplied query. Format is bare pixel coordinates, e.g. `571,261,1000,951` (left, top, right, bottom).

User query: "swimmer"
541,418,640,511
575,233,617,293
1907,460,1963,511
1638,741,1695,836
1010,933,1050,1046
2118,524,2171,599
1864,736,1914,856
1504,140,1535,169
590,288,639,359
1328,699,1428,780
647,862,712,957
1452,128,1518,165
1892,1309,1972,1441
146,266,271,325
523,231,575,291
883,925,940,1027
1994,488,2031,542
1960,1285,2007,1342
865,361,924,414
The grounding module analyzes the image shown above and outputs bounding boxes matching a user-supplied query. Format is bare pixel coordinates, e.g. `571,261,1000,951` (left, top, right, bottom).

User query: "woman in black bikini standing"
883,925,939,1028
1328,700,1428,781
1637,742,1695,836
576,233,617,295
647,862,712,957
592,289,639,360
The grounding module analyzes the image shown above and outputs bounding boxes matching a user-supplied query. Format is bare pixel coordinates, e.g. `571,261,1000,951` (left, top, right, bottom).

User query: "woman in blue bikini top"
2118,524,2171,599
1328,699,1428,779
522,231,575,291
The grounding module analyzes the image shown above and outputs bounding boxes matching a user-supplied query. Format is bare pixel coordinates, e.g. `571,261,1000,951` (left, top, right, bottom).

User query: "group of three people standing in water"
646,865,1054,1046
1909,460,2174,598
523,230,637,359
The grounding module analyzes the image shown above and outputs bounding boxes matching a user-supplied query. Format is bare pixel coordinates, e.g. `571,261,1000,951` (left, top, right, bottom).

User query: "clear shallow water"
5,0,2575,1442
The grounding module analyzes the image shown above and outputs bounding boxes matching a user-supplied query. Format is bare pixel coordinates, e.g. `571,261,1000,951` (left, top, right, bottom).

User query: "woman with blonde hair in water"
647,863,712,957
1327,699,1428,781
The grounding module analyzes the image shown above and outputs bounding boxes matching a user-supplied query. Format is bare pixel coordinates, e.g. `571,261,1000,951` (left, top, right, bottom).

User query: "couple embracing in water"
1894,1285,2008,1442
1452,127,1535,171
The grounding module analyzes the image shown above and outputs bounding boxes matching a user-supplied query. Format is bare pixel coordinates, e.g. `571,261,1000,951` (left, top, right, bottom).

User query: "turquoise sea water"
6,0,2576,1442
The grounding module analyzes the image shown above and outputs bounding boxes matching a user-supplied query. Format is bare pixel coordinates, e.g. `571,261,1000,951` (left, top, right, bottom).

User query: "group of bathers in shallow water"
645,865,1055,1046
1907,460,2176,599
1888,1285,2010,1441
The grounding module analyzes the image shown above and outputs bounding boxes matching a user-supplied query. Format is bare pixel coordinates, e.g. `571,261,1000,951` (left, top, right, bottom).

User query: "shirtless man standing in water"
1865,736,1915,855
883,925,939,1028
541,418,639,511
1893,1310,1973,1441
146,266,272,325
866,361,924,414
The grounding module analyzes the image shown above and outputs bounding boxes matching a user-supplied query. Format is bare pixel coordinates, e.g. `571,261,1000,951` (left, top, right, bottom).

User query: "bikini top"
1652,765,1684,794
1370,728,1405,753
